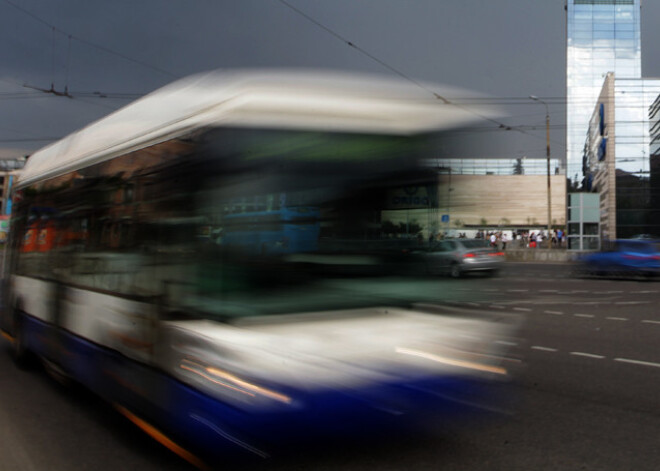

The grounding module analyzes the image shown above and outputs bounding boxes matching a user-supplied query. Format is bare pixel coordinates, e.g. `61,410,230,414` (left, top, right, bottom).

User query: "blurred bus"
0,70,517,465
218,200,320,255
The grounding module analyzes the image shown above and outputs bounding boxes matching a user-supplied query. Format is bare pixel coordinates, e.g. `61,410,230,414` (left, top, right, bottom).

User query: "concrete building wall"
435,174,566,228
382,173,567,237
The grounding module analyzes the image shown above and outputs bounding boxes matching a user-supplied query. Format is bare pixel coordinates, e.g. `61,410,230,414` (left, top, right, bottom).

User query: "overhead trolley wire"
276,0,566,150
275,0,450,104
2,0,179,80
0,137,62,143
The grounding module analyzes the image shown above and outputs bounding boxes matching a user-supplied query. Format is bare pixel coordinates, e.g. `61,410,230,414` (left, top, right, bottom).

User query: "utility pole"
530,95,552,248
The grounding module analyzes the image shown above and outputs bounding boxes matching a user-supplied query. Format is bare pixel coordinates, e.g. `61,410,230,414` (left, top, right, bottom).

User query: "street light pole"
530,95,552,249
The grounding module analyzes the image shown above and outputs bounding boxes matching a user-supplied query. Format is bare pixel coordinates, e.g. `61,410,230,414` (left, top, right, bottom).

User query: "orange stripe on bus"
1,331,15,343
114,404,209,471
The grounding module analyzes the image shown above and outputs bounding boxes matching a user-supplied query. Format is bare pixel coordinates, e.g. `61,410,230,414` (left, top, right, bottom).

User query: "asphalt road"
2,262,660,470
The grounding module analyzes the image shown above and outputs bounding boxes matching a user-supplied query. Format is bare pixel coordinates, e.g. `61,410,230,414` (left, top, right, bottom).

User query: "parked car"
576,239,660,278
413,239,505,278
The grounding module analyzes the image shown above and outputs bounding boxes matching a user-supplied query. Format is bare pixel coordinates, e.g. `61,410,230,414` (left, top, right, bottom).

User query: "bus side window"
21,221,38,253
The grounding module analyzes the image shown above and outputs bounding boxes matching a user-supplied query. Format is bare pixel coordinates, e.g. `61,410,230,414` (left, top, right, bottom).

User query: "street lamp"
530,95,552,249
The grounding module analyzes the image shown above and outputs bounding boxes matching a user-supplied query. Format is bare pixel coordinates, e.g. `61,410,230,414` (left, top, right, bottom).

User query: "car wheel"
449,263,462,278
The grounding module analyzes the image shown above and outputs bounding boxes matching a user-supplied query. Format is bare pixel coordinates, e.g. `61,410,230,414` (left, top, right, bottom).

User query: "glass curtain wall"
566,0,640,188
426,158,560,176
650,96,660,232
614,79,660,237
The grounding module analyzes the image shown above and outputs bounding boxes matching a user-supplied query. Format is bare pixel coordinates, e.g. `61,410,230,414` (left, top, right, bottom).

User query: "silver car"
419,239,504,277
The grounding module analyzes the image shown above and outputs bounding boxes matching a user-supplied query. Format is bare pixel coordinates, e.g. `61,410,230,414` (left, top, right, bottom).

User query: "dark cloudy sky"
2,0,660,162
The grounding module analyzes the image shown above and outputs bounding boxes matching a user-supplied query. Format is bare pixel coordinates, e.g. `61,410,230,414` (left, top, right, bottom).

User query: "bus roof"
17,69,501,189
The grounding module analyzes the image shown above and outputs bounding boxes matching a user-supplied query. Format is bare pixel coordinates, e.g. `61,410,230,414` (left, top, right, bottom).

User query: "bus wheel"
42,358,73,387
12,312,32,369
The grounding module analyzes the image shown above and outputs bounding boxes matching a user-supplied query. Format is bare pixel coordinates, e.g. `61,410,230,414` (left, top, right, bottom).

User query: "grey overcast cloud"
2,0,660,162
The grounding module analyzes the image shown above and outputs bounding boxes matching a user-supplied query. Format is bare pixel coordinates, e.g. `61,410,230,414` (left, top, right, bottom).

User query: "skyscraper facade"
573,0,660,239
584,74,660,238
566,0,641,187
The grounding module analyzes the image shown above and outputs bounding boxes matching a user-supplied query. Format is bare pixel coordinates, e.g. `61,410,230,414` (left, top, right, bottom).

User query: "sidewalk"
504,248,576,263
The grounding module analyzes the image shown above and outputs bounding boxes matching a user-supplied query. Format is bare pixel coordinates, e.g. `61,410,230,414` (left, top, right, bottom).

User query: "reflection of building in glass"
567,193,600,250
649,94,660,232
585,73,660,239
566,0,641,188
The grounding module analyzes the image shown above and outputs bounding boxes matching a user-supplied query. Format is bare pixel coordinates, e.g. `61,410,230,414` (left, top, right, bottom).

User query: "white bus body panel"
12,275,155,363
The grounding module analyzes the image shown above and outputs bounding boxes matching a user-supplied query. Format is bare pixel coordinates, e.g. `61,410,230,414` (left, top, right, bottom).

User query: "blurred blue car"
577,239,660,278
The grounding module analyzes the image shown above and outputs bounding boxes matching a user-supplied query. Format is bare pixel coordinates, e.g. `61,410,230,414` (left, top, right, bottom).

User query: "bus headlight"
177,357,293,409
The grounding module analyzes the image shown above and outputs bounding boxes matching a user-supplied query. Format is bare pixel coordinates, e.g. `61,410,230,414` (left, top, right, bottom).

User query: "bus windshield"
165,128,438,318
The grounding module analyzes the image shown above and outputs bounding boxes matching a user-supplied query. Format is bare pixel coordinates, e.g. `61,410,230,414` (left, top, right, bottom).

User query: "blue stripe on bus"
20,314,490,461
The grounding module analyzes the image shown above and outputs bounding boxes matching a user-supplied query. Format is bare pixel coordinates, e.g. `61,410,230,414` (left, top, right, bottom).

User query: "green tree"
513,158,524,175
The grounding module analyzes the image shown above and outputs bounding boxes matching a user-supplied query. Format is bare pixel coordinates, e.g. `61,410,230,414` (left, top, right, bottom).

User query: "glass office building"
566,0,641,187
584,74,660,239
613,79,660,176
612,79,660,237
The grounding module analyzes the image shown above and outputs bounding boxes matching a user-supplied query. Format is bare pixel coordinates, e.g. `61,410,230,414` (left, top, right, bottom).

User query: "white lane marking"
570,352,605,359
539,290,558,293
642,320,660,325
466,302,480,307
571,290,589,293
574,313,595,318
576,301,600,305
544,310,564,315
616,301,650,305
513,307,532,312
632,290,658,294
606,317,628,321
614,358,660,368
495,340,518,346
531,346,558,352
